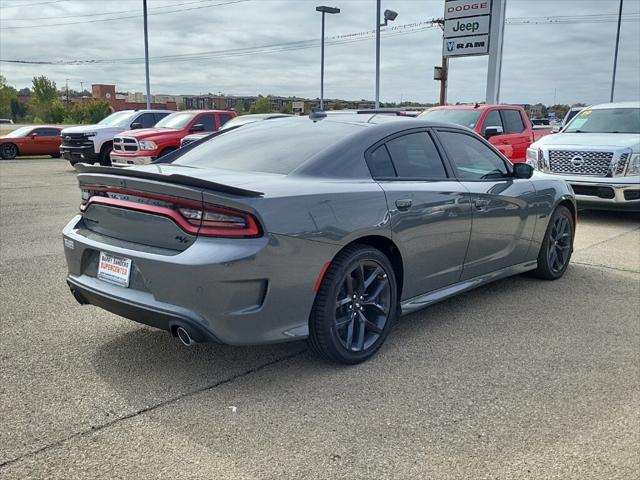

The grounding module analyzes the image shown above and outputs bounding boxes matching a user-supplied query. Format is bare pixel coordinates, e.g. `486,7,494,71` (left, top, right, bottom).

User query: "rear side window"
196,114,216,131
219,114,234,126
385,132,447,179
482,110,503,135
136,113,157,128
438,131,509,180
367,145,396,177
155,112,170,123
501,110,525,133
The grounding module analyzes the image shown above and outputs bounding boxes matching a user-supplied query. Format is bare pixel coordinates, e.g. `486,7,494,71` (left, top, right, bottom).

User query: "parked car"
552,106,584,133
63,113,576,364
419,104,552,163
527,101,640,211
0,126,62,159
110,110,236,166
0,118,14,125
180,113,292,147
60,109,173,166
531,118,550,126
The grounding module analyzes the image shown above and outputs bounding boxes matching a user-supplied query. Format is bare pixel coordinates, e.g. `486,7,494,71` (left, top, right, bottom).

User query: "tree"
249,96,272,114
279,102,292,114
234,99,245,115
83,100,111,123
0,75,17,118
30,75,59,122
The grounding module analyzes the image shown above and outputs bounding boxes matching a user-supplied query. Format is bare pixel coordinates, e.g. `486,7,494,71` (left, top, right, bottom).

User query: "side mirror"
552,125,561,133
513,162,534,179
130,122,143,129
31,133,38,138
190,124,205,132
484,126,504,139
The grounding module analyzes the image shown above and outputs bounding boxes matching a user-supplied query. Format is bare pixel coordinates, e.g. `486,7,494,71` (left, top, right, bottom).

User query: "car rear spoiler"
73,163,264,197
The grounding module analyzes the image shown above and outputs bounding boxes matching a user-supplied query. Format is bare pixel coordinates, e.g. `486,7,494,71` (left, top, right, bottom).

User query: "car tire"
99,142,112,166
308,244,398,364
0,143,18,160
532,205,574,280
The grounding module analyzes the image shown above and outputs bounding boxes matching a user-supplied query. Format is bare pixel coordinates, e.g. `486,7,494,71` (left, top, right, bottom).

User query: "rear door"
498,108,530,162
435,128,537,280
366,129,472,300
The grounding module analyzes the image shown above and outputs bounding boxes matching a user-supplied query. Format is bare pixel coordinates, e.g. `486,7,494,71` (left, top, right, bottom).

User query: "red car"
419,105,551,163
0,126,62,159
110,110,236,166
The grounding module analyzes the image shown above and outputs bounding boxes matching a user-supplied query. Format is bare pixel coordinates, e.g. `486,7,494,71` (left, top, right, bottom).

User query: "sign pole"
610,0,623,102
485,0,506,104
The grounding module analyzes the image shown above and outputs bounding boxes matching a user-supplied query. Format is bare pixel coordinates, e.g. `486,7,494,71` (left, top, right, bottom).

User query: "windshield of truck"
565,108,640,134
155,112,196,129
4,126,34,137
418,109,482,129
97,111,137,127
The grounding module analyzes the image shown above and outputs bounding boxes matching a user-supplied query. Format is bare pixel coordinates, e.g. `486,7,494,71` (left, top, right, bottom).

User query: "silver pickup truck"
527,102,639,212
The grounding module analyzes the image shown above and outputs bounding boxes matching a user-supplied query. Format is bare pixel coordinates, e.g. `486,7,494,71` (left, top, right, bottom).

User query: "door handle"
395,198,412,211
474,199,490,211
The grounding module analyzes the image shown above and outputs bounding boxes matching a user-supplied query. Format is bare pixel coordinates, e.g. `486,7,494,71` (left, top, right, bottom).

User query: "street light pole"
65,78,69,106
316,6,340,111
375,2,397,108
610,0,623,102
143,0,151,109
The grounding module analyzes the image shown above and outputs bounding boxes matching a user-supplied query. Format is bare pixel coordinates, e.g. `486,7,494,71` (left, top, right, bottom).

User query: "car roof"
588,101,640,110
172,110,234,114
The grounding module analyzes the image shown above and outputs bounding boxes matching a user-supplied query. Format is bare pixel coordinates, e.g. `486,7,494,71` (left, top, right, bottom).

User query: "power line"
7,0,229,21
0,0,67,8
0,0,253,29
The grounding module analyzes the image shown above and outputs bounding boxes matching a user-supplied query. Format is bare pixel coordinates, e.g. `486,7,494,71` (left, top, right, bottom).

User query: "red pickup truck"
110,110,236,166
419,104,551,163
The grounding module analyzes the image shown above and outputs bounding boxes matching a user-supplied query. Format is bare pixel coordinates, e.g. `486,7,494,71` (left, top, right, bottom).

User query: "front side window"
438,131,509,180
135,113,157,128
34,128,60,136
385,132,448,179
501,110,525,133
482,110,503,135
196,114,216,131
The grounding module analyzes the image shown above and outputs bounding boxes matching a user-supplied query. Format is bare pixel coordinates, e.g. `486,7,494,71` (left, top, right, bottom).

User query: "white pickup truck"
527,102,640,212
59,109,172,166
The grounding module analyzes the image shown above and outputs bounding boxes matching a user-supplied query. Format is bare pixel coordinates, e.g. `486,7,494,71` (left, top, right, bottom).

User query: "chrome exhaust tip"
175,326,194,347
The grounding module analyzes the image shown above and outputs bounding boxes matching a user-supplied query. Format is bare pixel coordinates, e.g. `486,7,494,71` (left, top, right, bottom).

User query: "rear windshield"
173,119,362,174
418,109,482,129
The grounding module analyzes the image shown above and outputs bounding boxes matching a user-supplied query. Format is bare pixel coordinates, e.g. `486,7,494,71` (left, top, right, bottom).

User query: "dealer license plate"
97,252,132,287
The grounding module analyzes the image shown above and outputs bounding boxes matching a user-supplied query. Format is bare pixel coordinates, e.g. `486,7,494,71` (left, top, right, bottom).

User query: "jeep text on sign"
444,15,490,38
442,34,490,57
444,0,491,20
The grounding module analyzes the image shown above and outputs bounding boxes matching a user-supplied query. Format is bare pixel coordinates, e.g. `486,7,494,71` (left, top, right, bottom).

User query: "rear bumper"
62,215,337,345
110,154,155,166
545,174,640,211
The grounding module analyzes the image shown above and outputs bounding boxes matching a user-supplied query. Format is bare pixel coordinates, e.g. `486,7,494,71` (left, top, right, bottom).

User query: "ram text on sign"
444,15,490,38
443,35,490,57
444,0,491,20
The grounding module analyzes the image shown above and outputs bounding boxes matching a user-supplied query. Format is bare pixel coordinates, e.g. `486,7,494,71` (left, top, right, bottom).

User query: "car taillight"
80,186,261,238
177,204,260,237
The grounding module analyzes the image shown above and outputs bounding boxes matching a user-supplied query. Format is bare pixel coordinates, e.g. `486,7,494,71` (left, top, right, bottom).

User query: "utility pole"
80,81,84,95
375,1,381,108
435,18,447,106
143,0,151,109
65,78,69,106
610,0,623,102
485,0,507,104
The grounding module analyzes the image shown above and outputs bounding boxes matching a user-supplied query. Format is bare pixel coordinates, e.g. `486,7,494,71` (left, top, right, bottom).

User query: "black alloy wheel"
308,245,398,364
0,143,18,160
532,205,574,280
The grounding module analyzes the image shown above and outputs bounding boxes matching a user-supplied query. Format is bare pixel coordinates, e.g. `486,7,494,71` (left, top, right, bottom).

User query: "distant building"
90,84,177,112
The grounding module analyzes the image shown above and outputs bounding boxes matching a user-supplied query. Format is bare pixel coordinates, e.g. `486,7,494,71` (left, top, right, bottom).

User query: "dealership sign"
443,0,492,57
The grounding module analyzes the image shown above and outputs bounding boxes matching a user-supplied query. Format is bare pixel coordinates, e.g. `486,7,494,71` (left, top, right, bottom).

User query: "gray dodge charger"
63,113,576,364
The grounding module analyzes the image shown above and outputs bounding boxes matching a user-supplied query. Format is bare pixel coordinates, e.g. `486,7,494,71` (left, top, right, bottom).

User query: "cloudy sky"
1,0,639,105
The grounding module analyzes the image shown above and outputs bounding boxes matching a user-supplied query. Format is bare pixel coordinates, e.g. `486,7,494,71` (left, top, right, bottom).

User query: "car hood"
60,124,123,134
118,127,181,139
532,132,640,152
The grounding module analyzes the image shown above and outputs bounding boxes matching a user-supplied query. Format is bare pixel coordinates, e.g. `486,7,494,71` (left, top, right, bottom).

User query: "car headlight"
625,154,640,176
526,148,541,169
138,140,157,151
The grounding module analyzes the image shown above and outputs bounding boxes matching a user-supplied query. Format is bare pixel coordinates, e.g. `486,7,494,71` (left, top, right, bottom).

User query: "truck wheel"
99,142,112,166
308,244,398,364
158,147,176,158
0,143,18,160
532,205,574,280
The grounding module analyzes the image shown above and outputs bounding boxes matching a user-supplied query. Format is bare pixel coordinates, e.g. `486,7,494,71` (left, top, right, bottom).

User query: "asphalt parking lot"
1,159,639,479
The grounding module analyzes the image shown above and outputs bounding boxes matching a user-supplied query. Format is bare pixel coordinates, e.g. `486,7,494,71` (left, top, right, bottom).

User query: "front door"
366,130,473,300
435,129,537,280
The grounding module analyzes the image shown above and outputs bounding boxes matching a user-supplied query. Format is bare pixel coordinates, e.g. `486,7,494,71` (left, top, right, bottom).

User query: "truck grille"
61,133,93,148
615,153,630,175
113,137,138,152
548,150,613,176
